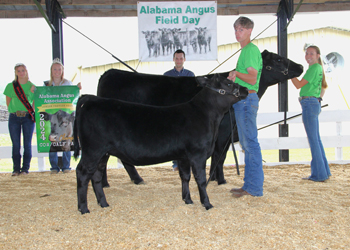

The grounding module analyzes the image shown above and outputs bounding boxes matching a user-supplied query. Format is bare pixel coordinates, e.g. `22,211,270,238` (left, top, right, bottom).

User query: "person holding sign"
45,58,82,174
164,49,195,171
3,63,36,176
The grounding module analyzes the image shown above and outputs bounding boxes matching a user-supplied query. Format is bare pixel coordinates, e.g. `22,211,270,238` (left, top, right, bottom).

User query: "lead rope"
62,20,138,73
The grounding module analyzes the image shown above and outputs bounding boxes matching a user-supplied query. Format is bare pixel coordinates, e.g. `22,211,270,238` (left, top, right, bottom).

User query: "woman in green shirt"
3,63,35,176
291,45,331,182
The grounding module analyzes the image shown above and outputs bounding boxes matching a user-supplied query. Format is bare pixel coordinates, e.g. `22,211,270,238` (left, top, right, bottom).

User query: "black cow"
74,75,248,214
41,109,75,152
97,50,303,186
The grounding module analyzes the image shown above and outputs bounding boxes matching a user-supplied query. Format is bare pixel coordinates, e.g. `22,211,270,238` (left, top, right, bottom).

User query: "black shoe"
11,172,20,177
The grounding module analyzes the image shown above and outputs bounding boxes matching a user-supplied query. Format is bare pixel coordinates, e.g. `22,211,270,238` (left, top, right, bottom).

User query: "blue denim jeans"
300,98,331,181
8,113,35,173
172,160,178,169
233,93,264,196
49,151,71,172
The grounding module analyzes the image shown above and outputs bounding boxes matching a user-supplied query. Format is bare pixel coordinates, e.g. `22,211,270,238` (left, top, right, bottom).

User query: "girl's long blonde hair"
14,63,29,82
308,45,328,89
48,58,65,86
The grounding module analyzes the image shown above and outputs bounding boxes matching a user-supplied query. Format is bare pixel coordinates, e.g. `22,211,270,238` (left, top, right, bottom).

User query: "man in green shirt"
227,16,264,198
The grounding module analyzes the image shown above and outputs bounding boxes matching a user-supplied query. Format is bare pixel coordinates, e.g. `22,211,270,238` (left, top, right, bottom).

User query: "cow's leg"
91,166,109,208
192,160,213,210
209,112,233,185
99,154,110,188
178,160,193,205
122,161,144,185
76,161,92,214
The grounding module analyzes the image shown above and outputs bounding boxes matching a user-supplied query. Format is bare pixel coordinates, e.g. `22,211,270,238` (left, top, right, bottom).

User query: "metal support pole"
52,12,64,63
277,0,293,162
48,0,64,169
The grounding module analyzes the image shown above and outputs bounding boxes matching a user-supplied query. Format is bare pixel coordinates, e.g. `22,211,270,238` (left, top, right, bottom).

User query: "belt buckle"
16,111,26,117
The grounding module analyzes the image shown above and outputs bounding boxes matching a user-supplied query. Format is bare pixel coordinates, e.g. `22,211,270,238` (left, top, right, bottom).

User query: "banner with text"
34,86,79,153
138,1,217,62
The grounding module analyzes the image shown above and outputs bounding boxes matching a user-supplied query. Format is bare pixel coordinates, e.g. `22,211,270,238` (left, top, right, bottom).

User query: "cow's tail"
73,96,82,160
73,115,80,160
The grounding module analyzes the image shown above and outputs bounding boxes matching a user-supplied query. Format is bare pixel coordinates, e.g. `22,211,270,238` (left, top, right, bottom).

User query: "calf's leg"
91,167,109,208
178,160,193,205
192,161,213,210
100,154,110,188
76,162,92,214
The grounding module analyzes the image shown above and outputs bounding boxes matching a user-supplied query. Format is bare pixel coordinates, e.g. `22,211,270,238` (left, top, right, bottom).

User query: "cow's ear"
40,112,51,121
196,76,209,87
261,50,269,58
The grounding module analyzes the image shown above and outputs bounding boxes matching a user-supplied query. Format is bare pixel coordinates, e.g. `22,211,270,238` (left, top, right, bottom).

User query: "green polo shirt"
300,63,322,98
235,42,262,92
3,81,35,113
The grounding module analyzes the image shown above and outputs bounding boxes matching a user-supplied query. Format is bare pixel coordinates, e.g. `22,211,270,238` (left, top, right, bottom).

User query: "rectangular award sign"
34,86,79,153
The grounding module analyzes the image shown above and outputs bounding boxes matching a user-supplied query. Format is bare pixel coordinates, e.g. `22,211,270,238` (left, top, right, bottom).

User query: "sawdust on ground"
0,164,349,250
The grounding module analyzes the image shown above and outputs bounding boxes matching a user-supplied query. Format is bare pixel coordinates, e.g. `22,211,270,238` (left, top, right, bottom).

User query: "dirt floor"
0,163,349,250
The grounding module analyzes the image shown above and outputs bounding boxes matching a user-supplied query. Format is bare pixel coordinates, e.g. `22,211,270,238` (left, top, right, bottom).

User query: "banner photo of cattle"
34,86,80,153
138,1,217,62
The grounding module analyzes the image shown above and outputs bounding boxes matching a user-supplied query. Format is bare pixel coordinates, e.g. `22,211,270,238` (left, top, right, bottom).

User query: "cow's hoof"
99,201,109,208
134,179,145,185
184,199,193,205
204,204,214,210
217,179,227,185
79,208,90,214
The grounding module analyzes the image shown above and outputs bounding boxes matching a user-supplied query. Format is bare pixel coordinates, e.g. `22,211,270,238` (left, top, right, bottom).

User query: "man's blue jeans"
8,113,35,173
49,151,71,172
300,97,331,181
233,93,264,196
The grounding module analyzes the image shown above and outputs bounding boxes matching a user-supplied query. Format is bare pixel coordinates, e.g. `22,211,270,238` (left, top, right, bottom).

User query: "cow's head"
195,27,207,36
259,50,303,98
197,74,248,108
142,31,152,42
170,28,181,37
41,109,76,151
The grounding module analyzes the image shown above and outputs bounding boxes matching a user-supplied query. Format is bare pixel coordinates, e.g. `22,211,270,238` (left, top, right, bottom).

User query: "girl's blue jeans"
300,97,331,181
8,113,35,173
233,93,264,196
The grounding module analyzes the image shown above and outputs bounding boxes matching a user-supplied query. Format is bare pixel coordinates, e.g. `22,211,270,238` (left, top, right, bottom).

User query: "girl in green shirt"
291,45,331,182
3,63,36,176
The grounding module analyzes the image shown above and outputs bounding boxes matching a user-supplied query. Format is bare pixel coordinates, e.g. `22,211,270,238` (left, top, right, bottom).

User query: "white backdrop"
138,1,217,62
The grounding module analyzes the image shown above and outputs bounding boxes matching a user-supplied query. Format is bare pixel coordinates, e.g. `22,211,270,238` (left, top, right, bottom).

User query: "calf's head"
197,74,248,107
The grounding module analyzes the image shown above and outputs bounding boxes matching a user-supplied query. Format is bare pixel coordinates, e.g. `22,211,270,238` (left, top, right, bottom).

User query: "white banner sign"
138,1,217,62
